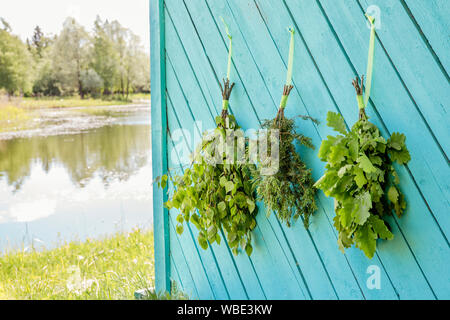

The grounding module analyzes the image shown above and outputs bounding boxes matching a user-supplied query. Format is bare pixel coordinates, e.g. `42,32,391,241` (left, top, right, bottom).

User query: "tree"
51,17,90,97
124,34,150,97
31,26,51,58
0,17,11,32
90,16,119,95
0,26,33,96
81,69,103,96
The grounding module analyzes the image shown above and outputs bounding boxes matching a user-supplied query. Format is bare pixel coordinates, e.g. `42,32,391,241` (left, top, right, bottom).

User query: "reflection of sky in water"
0,108,153,252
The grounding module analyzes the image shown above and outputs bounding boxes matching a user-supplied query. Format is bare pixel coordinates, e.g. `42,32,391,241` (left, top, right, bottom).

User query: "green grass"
0,229,158,300
0,105,31,133
128,93,151,100
19,94,150,109
21,97,132,109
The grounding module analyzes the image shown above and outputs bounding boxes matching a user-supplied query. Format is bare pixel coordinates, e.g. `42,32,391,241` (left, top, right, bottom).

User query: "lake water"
0,104,153,252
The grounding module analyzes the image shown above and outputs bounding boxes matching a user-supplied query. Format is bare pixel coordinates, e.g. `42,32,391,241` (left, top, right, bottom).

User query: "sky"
0,0,150,52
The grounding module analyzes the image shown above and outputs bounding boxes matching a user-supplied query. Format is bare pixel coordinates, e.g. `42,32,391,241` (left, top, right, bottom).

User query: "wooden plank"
150,0,170,294
403,0,450,75
170,237,199,299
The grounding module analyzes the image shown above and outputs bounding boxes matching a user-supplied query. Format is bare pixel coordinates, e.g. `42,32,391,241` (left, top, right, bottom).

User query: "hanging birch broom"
314,15,411,259
162,19,258,256
253,28,318,228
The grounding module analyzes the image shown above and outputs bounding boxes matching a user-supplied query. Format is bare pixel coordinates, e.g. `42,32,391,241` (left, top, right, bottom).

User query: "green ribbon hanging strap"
286,27,295,87
364,14,376,108
280,27,295,109
221,17,233,81
222,100,229,111
280,95,289,109
357,94,365,110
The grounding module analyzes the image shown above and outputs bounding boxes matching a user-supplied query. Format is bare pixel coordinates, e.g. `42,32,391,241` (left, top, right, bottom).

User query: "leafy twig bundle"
164,79,258,256
254,84,318,227
253,28,317,228
162,22,258,256
314,76,411,258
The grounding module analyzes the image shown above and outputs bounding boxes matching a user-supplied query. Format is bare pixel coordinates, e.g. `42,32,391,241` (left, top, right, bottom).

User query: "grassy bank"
0,229,156,300
0,94,150,133
0,105,31,133
21,94,150,109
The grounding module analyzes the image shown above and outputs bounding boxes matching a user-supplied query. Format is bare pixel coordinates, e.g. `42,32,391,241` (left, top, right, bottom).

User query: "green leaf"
198,234,208,250
355,223,377,259
246,199,256,213
369,216,394,240
190,214,201,229
329,145,348,165
225,181,234,193
357,154,377,174
339,199,355,228
338,164,353,178
353,192,372,226
207,225,217,241
245,243,253,256
388,132,406,151
337,230,353,253
348,138,359,161
389,148,411,165
227,232,237,242
160,175,168,189
318,137,335,160
176,224,184,235
327,112,347,135
215,233,222,245
387,186,399,204
218,201,226,212
353,167,367,188
250,219,257,230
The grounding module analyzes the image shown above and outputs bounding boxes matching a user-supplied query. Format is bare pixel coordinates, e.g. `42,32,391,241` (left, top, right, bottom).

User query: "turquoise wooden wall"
151,0,449,300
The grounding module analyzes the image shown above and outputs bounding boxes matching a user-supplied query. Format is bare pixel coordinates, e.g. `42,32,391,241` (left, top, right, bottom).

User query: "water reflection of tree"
0,124,150,190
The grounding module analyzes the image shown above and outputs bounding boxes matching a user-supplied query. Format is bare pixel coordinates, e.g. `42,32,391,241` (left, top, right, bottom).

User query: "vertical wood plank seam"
151,0,170,293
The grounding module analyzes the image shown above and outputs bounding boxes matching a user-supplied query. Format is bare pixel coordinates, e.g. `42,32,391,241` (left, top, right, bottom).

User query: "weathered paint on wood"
151,0,450,300
150,0,170,293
